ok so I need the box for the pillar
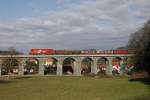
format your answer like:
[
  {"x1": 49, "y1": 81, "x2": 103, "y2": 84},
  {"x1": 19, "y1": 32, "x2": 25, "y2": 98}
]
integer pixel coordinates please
[
  {"x1": 0, "y1": 59, "x2": 2, "y2": 76},
  {"x1": 38, "y1": 58, "x2": 45, "y2": 76},
  {"x1": 106, "y1": 57, "x2": 113, "y2": 75},
  {"x1": 57, "y1": 58, "x2": 63, "y2": 76},
  {"x1": 74, "y1": 58, "x2": 81, "y2": 76},
  {"x1": 18, "y1": 58, "x2": 25, "y2": 76},
  {"x1": 120, "y1": 57, "x2": 125, "y2": 75},
  {"x1": 91, "y1": 57, "x2": 98, "y2": 74}
]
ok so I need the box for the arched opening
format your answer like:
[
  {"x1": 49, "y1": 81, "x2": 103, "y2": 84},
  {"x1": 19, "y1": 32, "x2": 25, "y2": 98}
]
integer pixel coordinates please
[
  {"x1": 1, "y1": 58, "x2": 19, "y2": 75},
  {"x1": 24, "y1": 58, "x2": 39, "y2": 75},
  {"x1": 81, "y1": 57, "x2": 93, "y2": 75},
  {"x1": 112, "y1": 57, "x2": 122, "y2": 75},
  {"x1": 97, "y1": 57, "x2": 108, "y2": 75},
  {"x1": 44, "y1": 58, "x2": 57, "y2": 75},
  {"x1": 63, "y1": 57, "x2": 75, "y2": 75}
]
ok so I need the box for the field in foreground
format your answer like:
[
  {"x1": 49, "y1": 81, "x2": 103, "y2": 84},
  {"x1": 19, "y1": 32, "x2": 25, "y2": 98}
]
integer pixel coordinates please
[{"x1": 0, "y1": 76, "x2": 150, "y2": 100}]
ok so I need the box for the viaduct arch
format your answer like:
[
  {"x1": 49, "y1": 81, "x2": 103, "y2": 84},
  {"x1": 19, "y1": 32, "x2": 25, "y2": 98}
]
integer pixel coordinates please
[{"x1": 0, "y1": 54, "x2": 133, "y2": 76}]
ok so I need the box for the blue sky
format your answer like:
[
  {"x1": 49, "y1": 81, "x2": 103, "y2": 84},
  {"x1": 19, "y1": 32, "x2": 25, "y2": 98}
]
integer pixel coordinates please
[
  {"x1": 0, "y1": 0, "x2": 149, "y2": 53},
  {"x1": 0, "y1": 0, "x2": 80, "y2": 20},
  {"x1": 0, "y1": 0, "x2": 59, "y2": 20}
]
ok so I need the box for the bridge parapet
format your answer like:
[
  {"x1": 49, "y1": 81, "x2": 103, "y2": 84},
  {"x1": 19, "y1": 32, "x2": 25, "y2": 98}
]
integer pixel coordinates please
[{"x1": 0, "y1": 54, "x2": 133, "y2": 58}]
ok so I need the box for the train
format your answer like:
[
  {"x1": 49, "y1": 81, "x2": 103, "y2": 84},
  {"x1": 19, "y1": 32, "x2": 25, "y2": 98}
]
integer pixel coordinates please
[{"x1": 29, "y1": 49, "x2": 135, "y2": 55}]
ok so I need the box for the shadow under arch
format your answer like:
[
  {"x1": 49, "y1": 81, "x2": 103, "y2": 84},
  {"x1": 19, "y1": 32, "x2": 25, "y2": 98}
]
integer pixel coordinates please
[
  {"x1": 113, "y1": 57, "x2": 122, "y2": 66},
  {"x1": 44, "y1": 57, "x2": 58, "y2": 75},
  {"x1": 62, "y1": 57, "x2": 75, "y2": 75},
  {"x1": 97, "y1": 57, "x2": 108, "y2": 75},
  {"x1": 81, "y1": 57, "x2": 93, "y2": 75},
  {"x1": 24, "y1": 58, "x2": 39, "y2": 75}
]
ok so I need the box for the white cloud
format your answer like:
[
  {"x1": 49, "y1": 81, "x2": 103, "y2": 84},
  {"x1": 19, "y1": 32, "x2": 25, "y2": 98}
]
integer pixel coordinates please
[
  {"x1": 56, "y1": 0, "x2": 73, "y2": 5},
  {"x1": 0, "y1": 0, "x2": 149, "y2": 52}
]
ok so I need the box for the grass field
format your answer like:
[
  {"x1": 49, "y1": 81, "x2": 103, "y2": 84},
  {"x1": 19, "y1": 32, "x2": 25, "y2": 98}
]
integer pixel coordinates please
[{"x1": 0, "y1": 76, "x2": 150, "y2": 100}]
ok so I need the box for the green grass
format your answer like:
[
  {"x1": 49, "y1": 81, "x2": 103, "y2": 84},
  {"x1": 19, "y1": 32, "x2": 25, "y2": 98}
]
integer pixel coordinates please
[{"x1": 0, "y1": 76, "x2": 150, "y2": 100}]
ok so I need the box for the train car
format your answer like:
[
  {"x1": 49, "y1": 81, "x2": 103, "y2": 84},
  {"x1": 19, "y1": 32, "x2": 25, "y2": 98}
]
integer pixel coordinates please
[
  {"x1": 128, "y1": 49, "x2": 136, "y2": 54},
  {"x1": 113, "y1": 50, "x2": 128, "y2": 54},
  {"x1": 96, "y1": 50, "x2": 113, "y2": 54},
  {"x1": 55, "y1": 50, "x2": 81, "y2": 55},
  {"x1": 29, "y1": 49, "x2": 55, "y2": 55},
  {"x1": 81, "y1": 49, "x2": 97, "y2": 54},
  {"x1": 55, "y1": 50, "x2": 66, "y2": 54},
  {"x1": 71, "y1": 50, "x2": 81, "y2": 54},
  {"x1": 63, "y1": 50, "x2": 76, "y2": 54}
]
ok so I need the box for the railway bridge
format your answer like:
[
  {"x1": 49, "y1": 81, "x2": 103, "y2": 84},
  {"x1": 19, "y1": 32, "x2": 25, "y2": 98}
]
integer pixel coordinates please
[{"x1": 0, "y1": 54, "x2": 133, "y2": 76}]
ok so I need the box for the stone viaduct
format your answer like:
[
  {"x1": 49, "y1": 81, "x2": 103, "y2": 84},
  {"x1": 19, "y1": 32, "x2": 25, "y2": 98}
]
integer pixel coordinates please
[{"x1": 0, "y1": 54, "x2": 133, "y2": 76}]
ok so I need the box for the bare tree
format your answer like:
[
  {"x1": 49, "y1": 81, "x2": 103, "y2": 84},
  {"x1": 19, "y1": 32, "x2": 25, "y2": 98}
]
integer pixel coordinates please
[{"x1": 1, "y1": 47, "x2": 20, "y2": 75}]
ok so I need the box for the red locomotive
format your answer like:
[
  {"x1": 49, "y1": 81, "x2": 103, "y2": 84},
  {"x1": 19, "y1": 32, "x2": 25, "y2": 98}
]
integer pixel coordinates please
[
  {"x1": 29, "y1": 49, "x2": 55, "y2": 55},
  {"x1": 29, "y1": 49, "x2": 134, "y2": 55}
]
